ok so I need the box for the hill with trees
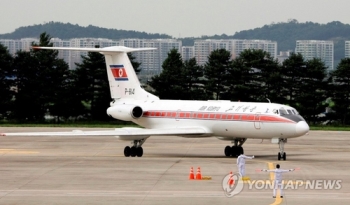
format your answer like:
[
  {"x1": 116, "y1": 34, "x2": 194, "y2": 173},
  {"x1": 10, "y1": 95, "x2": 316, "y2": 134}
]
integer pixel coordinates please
[{"x1": 0, "y1": 22, "x2": 171, "y2": 40}]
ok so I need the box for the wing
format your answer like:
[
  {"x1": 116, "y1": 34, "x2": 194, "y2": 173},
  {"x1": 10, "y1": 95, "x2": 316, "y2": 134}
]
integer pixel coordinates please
[{"x1": 1, "y1": 127, "x2": 211, "y2": 141}]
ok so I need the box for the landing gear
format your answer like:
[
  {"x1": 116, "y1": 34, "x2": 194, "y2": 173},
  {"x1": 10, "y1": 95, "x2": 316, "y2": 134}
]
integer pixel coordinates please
[
  {"x1": 224, "y1": 138, "x2": 246, "y2": 157},
  {"x1": 136, "y1": 147, "x2": 143, "y2": 157},
  {"x1": 130, "y1": 146, "x2": 137, "y2": 157},
  {"x1": 278, "y1": 138, "x2": 287, "y2": 161},
  {"x1": 224, "y1": 146, "x2": 231, "y2": 156},
  {"x1": 124, "y1": 146, "x2": 131, "y2": 157},
  {"x1": 124, "y1": 139, "x2": 146, "y2": 157}
]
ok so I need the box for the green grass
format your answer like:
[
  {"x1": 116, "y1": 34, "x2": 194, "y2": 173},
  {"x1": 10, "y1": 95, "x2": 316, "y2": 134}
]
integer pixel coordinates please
[{"x1": 310, "y1": 126, "x2": 350, "y2": 131}]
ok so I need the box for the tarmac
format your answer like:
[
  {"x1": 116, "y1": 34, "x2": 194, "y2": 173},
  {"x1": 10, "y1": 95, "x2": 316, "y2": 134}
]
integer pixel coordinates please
[{"x1": 0, "y1": 127, "x2": 349, "y2": 205}]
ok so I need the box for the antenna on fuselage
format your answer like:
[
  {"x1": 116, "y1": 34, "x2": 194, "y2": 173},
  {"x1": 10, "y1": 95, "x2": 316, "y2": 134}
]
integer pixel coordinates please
[{"x1": 267, "y1": 98, "x2": 271, "y2": 103}]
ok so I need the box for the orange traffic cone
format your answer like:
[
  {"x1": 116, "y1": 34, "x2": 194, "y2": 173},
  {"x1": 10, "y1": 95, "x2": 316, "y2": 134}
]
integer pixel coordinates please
[
  {"x1": 228, "y1": 171, "x2": 234, "y2": 185},
  {"x1": 189, "y1": 167, "x2": 195, "y2": 180},
  {"x1": 196, "y1": 167, "x2": 202, "y2": 180}
]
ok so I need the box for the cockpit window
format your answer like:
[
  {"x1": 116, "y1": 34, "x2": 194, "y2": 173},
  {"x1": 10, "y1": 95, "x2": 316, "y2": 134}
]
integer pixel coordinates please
[
  {"x1": 279, "y1": 108, "x2": 288, "y2": 115},
  {"x1": 273, "y1": 109, "x2": 279, "y2": 114},
  {"x1": 291, "y1": 110, "x2": 296, "y2": 114},
  {"x1": 287, "y1": 109, "x2": 293, "y2": 114}
]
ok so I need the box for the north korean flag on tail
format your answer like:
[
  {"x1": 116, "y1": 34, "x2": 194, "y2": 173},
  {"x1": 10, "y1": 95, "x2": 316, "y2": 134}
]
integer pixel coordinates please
[{"x1": 110, "y1": 65, "x2": 128, "y2": 81}]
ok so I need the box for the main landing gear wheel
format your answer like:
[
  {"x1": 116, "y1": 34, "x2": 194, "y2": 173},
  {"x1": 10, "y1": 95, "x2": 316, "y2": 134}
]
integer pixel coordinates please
[
  {"x1": 130, "y1": 146, "x2": 137, "y2": 157},
  {"x1": 136, "y1": 147, "x2": 143, "y2": 157},
  {"x1": 124, "y1": 139, "x2": 146, "y2": 157},
  {"x1": 224, "y1": 146, "x2": 231, "y2": 157},
  {"x1": 124, "y1": 146, "x2": 131, "y2": 157},
  {"x1": 231, "y1": 146, "x2": 244, "y2": 157},
  {"x1": 224, "y1": 138, "x2": 246, "y2": 157},
  {"x1": 238, "y1": 146, "x2": 244, "y2": 155}
]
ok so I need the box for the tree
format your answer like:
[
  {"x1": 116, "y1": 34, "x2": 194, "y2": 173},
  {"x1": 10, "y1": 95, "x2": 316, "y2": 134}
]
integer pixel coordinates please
[
  {"x1": 225, "y1": 57, "x2": 252, "y2": 101},
  {"x1": 204, "y1": 49, "x2": 232, "y2": 100},
  {"x1": 328, "y1": 58, "x2": 350, "y2": 124},
  {"x1": 231, "y1": 49, "x2": 282, "y2": 102},
  {"x1": 296, "y1": 58, "x2": 328, "y2": 123},
  {"x1": 0, "y1": 44, "x2": 14, "y2": 119},
  {"x1": 74, "y1": 46, "x2": 111, "y2": 121},
  {"x1": 182, "y1": 58, "x2": 206, "y2": 100},
  {"x1": 281, "y1": 53, "x2": 306, "y2": 107},
  {"x1": 12, "y1": 50, "x2": 43, "y2": 121},
  {"x1": 148, "y1": 49, "x2": 185, "y2": 99},
  {"x1": 128, "y1": 53, "x2": 141, "y2": 74},
  {"x1": 12, "y1": 32, "x2": 71, "y2": 122}
]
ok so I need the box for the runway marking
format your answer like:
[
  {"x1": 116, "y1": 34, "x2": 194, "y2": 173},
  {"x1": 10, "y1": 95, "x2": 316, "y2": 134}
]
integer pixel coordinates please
[
  {"x1": 268, "y1": 162, "x2": 275, "y2": 181},
  {"x1": 0, "y1": 149, "x2": 39, "y2": 154},
  {"x1": 270, "y1": 191, "x2": 282, "y2": 205}
]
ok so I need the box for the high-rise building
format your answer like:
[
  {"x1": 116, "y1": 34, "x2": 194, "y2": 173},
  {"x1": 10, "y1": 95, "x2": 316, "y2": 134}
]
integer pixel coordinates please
[
  {"x1": 20, "y1": 38, "x2": 39, "y2": 52},
  {"x1": 345, "y1": 41, "x2": 350, "y2": 58},
  {"x1": 69, "y1": 38, "x2": 119, "y2": 69},
  {"x1": 194, "y1": 39, "x2": 233, "y2": 65},
  {"x1": 0, "y1": 39, "x2": 21, "y2": 54},
  {"x1": 193, "y1": 39, "x2": 278, "y2": 65},
  {"x1": 51, "y1": 38, "x2": 71, "y2": 67},
  {"x1": 295, "y1": 40, "x2": 334, "y2": 70},
  {"x1": 120, "y1": 39, "x2": 182, "y2": 82},
  {"x1": 231, "y1": 40, "x2": 278, "y2": 59},
  {"x1": 276, "y1": 50, "x2": 292, "y2": 64},
  {"x1": 0, "y1": 38, "x2": 38, "y2": 55},
  {"x1": 181, "y1": 46, "x2": 195, "y2": 62}
]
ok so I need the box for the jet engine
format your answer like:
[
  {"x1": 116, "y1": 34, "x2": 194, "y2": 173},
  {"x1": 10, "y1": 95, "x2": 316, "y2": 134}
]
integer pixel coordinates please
[{"x1": 106, "y1": 104, "x2": 143, "y2": 121}]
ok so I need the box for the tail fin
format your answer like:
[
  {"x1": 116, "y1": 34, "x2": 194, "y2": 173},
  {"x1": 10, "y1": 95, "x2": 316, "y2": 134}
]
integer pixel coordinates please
[{"x1": 33, "y1": 46, "x2": 159, "y2": 100}]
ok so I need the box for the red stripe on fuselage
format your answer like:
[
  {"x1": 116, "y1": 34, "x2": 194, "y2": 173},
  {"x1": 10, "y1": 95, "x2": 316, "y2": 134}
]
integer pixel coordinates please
[{"x1": 142, "y1": 111, "x2": 294, "y2": 123}]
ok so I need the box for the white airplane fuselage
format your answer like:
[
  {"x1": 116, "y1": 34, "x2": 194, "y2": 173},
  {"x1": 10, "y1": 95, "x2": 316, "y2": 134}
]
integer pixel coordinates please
[{"x1": 108, "y1": 99, "x2": 309, "y2": 140}]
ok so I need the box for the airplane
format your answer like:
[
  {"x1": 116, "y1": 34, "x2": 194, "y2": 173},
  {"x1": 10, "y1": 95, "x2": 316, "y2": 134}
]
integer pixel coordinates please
[{"x1": 1, "y1": 46, "x2": 309, "y2": 160}]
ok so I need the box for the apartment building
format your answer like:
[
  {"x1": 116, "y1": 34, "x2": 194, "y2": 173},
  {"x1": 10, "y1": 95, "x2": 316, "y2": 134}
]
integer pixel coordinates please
[{"x1": 295, "y1": 40, "x2": 334, "y2": 70}]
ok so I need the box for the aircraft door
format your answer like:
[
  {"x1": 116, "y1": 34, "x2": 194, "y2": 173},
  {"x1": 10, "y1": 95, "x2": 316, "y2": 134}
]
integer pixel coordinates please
[
  {"x1": 254, "y1": 113, "x2": 261, "y2": 129},
  {"x1": 176, "y1": 109, "x2": 180, "y2": 121}
]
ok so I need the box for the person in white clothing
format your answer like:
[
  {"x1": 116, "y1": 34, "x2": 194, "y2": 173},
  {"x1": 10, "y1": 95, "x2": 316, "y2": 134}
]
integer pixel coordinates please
[
  {"x1": 236, "y1": 154, "x2": 254, "y2": 177},
  {"x1": 261, "y1": 164, "x2": 295, "y2": 198}
]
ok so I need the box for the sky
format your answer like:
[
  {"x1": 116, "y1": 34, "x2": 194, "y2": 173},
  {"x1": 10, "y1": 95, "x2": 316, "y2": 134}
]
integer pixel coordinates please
[{"x1": 1, "y1": 0, "x2": 349, "y2": 38}]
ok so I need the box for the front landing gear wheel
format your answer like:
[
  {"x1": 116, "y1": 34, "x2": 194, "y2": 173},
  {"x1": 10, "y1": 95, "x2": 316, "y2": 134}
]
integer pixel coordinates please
[
  {"x1": 124, "y1": 146, "x2": 131, "y2": 157},
  {"x1": 278, "y1": 138, "x2": 287, "y2": 160},
  {"x1": 278, "y1": 152, "x2": 286, "y2": 160}
]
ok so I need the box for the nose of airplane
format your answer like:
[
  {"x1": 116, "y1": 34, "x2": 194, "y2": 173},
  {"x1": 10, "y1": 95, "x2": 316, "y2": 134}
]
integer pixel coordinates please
[{"x1": 296, "y1": 121, "x2": 309, "y2": 136}]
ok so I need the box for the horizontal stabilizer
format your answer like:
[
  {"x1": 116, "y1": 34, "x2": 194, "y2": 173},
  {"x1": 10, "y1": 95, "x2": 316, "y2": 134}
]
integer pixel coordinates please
[{"x1": 32, "y1": 46, "x2": 157, "y2": 53}]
